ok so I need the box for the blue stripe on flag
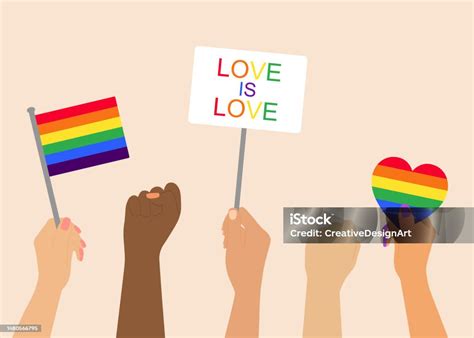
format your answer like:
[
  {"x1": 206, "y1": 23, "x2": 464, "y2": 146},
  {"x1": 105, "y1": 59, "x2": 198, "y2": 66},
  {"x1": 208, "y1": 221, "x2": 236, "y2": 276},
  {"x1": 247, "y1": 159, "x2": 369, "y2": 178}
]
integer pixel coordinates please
[{"x1": 45, "y1": 137, "x2": 127, "y2": 165}]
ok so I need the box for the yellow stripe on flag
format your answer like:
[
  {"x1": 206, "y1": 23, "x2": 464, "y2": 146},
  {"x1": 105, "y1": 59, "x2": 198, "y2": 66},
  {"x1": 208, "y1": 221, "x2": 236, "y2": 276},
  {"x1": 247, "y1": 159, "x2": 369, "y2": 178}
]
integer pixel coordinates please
[
  {"x1": 372, "y1": 175, "x2": 447, "y2": 202},
  {"x1": 40, "y1": 117, "x2": 122, "y2": 145}
]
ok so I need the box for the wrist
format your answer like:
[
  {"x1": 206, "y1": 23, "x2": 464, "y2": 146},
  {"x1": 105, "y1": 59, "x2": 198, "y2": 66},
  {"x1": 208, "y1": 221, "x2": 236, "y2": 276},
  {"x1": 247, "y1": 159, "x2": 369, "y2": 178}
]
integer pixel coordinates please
[
  {"x1": 399, "y1": 272, "x2": 429, "y2": 289},
  {"x1": 124, "y1": 251, "x2": 160, "y2": 265},
  {"x1": 234, "y1": 283, "x2": 262, "y2": 300},
  {"x1": 34, "y1": 281, "x2": 62, "y2": 299},
  {"x1": 124, "y1": 255, "x2": 160, "y2": 274},
  {"x1": 234, "y1": 288, "x2": 261, "y2": 311},
  {"x1": 235, "y1": 288, "x2": 261, "y2": 298},
  {"x1": 307, "y1": 276, "x2": 342, "y2": 294}
]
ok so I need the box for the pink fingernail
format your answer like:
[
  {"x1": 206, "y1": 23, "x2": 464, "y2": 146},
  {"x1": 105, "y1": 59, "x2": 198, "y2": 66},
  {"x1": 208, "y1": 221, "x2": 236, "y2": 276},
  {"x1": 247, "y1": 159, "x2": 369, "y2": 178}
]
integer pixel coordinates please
[
  {"x1": 74, "y1": 225, "x2": 82, "y2": 234},
  {"x1": 146, "y1": 192, "x2": 160, "y2": 199},
  {"x1": 60, "y1": 218, "x2": 71, "y2": 230},
  {"x1": 79, "y1": 248, "x2": 84, "y2": 261},
  {"x1": 80, "y1": 240, "x2": 87, "y2": 248}
]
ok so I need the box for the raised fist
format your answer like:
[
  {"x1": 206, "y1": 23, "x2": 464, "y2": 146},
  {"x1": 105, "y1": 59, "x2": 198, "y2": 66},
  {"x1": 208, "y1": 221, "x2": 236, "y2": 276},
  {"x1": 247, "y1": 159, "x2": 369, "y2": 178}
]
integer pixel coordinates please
[{"x1": 123, "y1": 182, "x2": 181, "y2": 262}]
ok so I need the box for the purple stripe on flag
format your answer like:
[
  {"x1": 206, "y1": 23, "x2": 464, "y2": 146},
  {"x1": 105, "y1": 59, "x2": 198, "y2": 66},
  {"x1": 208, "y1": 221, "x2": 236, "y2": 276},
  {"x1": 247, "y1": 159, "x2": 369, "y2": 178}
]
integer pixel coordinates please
[{"x1": 47, "y1": 147, "x2": 129, "y2": 176}]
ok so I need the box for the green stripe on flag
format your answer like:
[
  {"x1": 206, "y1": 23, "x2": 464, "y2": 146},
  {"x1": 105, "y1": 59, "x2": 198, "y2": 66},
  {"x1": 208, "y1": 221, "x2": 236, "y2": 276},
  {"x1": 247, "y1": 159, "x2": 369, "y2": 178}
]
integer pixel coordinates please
[
  {"x1": 372, "y1": 187, "x2": 443, "y2": 208},
  {"x1": 43, "y1": 127, "x2": 125, "y2": 155}
]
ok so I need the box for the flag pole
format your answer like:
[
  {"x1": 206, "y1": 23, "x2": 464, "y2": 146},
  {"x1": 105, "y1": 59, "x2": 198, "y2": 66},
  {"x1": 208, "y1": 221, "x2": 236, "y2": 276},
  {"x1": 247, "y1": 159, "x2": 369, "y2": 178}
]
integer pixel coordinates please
[
  {"x1": 27, "y1": 107, "x2": 61, "y2": 227},
  {"x1": 234, "y1": 128, "x2": 247, "y2": 209}
]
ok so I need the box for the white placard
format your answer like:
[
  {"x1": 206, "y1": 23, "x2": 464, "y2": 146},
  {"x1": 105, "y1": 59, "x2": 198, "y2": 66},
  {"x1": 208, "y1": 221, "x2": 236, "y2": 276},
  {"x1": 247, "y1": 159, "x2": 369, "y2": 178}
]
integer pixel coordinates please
[{"x1": 188, "y1": 47, "x2": 307, "y2": 133}]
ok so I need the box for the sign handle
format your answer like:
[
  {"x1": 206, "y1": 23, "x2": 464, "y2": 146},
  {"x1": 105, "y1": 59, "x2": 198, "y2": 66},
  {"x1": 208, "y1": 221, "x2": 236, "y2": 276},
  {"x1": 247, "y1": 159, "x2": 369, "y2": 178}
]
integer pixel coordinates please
[
  {"x1": 27, "y1": 107, "x2": 61, "y2": 227},
  {"x1": 234, "y1": 128, "x2": 247, "y2": 209}
]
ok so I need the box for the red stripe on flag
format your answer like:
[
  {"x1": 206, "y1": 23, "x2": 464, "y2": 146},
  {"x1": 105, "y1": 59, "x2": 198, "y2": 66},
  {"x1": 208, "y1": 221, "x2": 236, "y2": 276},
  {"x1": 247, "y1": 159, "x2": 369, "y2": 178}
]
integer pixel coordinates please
[{"x1": 36, "y1": 97, "x2": 117, "y2": 125}]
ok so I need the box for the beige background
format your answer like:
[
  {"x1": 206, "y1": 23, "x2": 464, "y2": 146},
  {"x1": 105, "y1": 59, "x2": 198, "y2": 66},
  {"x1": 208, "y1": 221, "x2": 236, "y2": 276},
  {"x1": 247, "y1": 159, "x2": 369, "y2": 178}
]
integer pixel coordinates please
[{"x1": 1, "y1": 1, "x2": 473, "y2": 337}]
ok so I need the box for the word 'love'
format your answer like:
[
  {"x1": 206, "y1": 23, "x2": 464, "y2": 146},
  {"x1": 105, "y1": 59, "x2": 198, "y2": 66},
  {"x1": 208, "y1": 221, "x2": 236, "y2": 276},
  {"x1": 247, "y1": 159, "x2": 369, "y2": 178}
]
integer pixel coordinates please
[{"x1": 217, "y1": 58, "x2": 281, "y2": 81}]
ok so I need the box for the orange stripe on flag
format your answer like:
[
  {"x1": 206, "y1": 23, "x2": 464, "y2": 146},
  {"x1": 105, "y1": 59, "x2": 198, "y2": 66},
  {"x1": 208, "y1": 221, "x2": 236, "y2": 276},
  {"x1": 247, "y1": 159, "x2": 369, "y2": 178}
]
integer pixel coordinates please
[
  {"x1": 373, "y1": 165, "x2": 448, "y2": 190},
  {"x1": 38, "y1": 107, "x2": 120, "y2": 135}
]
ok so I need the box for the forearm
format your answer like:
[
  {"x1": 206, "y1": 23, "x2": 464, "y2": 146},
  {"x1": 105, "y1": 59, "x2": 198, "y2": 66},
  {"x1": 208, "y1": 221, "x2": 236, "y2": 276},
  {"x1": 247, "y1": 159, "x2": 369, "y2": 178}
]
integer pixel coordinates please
[
  {"x1": 14, "y1": 283, "x2": 62, "y2": 337},
  {"x1": 117, "y1": 259, "x2": 164, "y2": 337},
  {"x1": 400, "y1": 274, "x2": 447, "y2": 338},
  {"x1": 226, "y1": 288, "x2": 261, "y2": 338},
  {"x1": 303, "y1": 280, "x2": 341, "y2": 338}
]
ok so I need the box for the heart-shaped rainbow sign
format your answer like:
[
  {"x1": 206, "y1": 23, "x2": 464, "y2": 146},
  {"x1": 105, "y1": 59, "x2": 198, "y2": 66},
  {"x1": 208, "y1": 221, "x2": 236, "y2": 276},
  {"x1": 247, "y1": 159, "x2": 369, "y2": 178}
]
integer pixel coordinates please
[{"x1": 372, "y1": 157, "x2": 448, "y2": 225}]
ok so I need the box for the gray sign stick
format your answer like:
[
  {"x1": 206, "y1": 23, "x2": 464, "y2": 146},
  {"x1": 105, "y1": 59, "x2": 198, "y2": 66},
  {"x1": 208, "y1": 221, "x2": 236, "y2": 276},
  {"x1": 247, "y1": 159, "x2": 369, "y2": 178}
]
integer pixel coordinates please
[
  {"x1": 234, "y1": 128, "x2": 247, "y2": 209},
  {"x1": 27, "y1": 107, "x2": 61, "y2": 227}
]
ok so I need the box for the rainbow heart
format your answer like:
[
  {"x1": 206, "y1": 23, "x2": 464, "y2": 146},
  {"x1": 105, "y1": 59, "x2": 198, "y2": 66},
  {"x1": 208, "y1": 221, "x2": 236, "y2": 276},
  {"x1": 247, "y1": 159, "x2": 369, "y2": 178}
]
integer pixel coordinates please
[{"x1": 372, "y1": 157, "x2": 448, "y2": 225}]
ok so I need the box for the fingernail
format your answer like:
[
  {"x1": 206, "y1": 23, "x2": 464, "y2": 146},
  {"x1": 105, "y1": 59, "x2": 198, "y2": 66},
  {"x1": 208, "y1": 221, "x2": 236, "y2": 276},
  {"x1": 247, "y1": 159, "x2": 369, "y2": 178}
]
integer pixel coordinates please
[
  {"x1": 146, "y1": 192, "x2": 160, "y2": 199},
  {"x1": 60, "y1": 218, "x2": 71, "y2": 230},
  {"x1": 382, "y1": 224, "x2": 388, "y2": 247},
  {"x1": 80, "y1": 240, "x2": 87, "y2": 248},
  {"x1": 79, "y1": 248, "x2": 84, "y2": 261},
  {"x1": 400, "y1": 204, "x2": 411, "y2": 217},
  {"x1": 74, "y1": 225, "x2": 81, "y2": 234},
  {"x1": 228, "y1": 209, "x2": 238, "y2": 220}
]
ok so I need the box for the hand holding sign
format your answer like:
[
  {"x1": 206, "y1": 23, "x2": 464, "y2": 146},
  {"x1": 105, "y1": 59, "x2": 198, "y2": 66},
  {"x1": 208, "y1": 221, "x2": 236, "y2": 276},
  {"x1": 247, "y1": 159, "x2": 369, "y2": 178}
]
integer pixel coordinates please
[
  {"x1": 222, "y1": 208, "x2": 270, "y2": 337},
  {"x1": 223, "y1": 208, "x2": 271, "y2": 292}
]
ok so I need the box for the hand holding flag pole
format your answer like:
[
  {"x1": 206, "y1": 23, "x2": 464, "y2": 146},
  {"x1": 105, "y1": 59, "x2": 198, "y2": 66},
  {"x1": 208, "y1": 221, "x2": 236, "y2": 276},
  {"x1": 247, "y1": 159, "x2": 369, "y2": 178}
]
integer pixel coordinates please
[
  {"x1": 27, "y1": 97, "x2": 129, "y2": 228},
  {"x1": 28, "y1": 107, "x2": 61, "y2": 227}
]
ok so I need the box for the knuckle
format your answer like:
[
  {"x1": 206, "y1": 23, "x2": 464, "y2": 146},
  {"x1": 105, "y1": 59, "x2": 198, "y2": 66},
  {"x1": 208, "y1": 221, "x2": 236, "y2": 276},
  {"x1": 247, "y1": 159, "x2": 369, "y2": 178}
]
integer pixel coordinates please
[{"x1": 127, "y1": 195, "x2": 138, "y2": 202}]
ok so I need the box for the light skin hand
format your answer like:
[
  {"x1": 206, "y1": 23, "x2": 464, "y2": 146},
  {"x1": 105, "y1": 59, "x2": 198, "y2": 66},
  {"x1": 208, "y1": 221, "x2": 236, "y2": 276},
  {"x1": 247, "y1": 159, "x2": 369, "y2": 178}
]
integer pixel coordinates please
[
  {"x1": 223, "y1": 208, "x2": 270, "y2": 338},
  {"x1": 303, "y1": 240, "x2": 360, "y2": 338},
  {"x1": 117, "y1": 182, "x2": 181, "y2": 338},
  {"x1": 15, "y1": 218, "x2": 86, "y2": 337},
  {"x1": 387, "y1": 208, "x2": 447, "y2": 338}
]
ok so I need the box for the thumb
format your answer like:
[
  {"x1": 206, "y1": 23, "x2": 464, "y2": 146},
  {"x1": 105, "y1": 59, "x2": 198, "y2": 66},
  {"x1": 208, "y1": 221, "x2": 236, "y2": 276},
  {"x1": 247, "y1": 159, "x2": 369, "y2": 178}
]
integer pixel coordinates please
[{"x1": 225, "y1": 209, "x2": 244, "y2": 250}]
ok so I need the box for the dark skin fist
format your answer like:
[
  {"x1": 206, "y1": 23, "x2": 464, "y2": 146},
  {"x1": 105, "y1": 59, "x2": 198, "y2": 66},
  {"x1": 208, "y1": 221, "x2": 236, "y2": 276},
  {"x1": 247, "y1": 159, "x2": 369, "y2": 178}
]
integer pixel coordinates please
[{"x1": 124, "y1": 182, "x2": 181, "y2": 261}]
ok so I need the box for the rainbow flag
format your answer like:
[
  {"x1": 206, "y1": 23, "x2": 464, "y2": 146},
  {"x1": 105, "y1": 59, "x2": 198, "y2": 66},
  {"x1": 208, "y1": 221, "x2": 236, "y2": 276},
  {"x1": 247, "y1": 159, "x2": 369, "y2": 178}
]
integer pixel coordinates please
[
  {"x1": 372, "y1": 157, "x2": 448, "y2": 223},
  {"x1": 35, "y1": 97, "x2": 129, "y2": 176}
]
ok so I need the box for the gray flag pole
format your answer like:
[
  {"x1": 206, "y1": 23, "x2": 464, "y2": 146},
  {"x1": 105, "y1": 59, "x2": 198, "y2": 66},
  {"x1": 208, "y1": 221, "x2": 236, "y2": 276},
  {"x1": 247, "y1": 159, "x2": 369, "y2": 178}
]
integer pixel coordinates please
[
  {"x1": 27, "y1": 107, "x2": 61, "y2": 227},
  {"x1": 234, "y1": 128, "x2": 247, "y2": 209}
]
